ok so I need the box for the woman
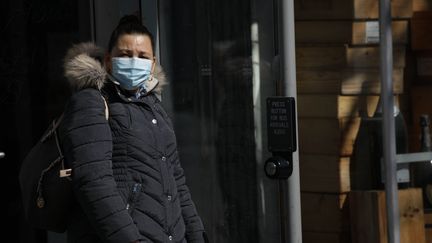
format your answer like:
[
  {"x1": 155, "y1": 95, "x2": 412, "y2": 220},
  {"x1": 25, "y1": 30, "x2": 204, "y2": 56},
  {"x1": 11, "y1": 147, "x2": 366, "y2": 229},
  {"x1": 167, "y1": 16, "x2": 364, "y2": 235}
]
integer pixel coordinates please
[{"x1": 60, "y1": 15, "x2": 207, "y2": 243}]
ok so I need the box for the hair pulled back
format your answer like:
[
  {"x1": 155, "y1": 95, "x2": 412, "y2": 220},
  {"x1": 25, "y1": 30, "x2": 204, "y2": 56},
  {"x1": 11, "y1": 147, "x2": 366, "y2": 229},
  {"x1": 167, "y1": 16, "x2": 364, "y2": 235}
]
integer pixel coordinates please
[{"x1": 107, "y1": 15, "x2": 154, "y2": 53}]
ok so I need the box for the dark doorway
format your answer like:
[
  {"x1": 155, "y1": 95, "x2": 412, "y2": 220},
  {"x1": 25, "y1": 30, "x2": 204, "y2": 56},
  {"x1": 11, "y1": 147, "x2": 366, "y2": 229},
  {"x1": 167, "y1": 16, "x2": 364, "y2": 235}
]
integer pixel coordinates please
[{"x1": 0, "y1": 0, "x2": 92, "y2": 242}]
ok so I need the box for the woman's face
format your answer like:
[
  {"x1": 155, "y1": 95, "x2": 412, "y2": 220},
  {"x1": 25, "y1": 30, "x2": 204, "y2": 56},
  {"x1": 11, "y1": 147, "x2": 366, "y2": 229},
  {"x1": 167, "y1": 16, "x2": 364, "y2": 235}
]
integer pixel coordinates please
[{"x1": 106, "y1": 33, "x2": 155, "y2": 73}]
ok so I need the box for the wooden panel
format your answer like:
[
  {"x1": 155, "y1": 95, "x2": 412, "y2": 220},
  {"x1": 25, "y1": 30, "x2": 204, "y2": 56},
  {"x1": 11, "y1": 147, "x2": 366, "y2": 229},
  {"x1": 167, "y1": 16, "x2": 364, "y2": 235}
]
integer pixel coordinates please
[
  {"x1": 303, "y1": 231, "x2": 350, "y2": 243},
  {"x1": 297, "y1": 95, "x2": 397, "y2": 118},
  {"x1": 427, "y1": 228, "x2": 432, "y2": 243},
  {"x1": 301, "y1": 192, "x2": 350, "y2": 232},
  {"x1": 299, "y1": 117, "x2": 361, "y2": 156},
  {"x1": 411, "y1": 11, "x2": 432, "y2": 50},
  {"x1": 427, "y1": 210, "x2": 432, "y2": 243},
  {"x1": 297, "y1": 68, "x2": 404, "y2": 95},
  {"x1": 414, "y1": 0, "x2": 432, "y2": 11},
  {"x1": 415, "y1": 51, "x2": 432, "y2": 82},
  {"x1": 296, "y1": 20, "x2": 408, "y2": 45},
  {"x1": 295, "y1": 0, "x2": 413, "y2": 20},
  {"x1": 296, "y1": 45, "x2": 406, "y2": 68},
  {"x1": 300, "y1": 155, "x2": 350, "y2": 193},
  {"x1": 350, "y1": 189, "x2": 426, "y2": 243},
  {"x1": 425, "y1": 210, "x2": 432, "y2": 224},
  {"x1": 400, "y1": 189, "x2": 426, "y2": 243}
]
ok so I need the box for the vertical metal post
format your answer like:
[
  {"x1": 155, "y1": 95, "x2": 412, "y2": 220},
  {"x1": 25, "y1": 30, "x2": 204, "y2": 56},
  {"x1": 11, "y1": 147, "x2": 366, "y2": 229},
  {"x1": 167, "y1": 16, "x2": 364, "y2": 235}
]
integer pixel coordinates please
[
  {"x1": 140, "y1": 0, "x2": 160, "y2": 60},
  {"x1": 379, "y1": 1, "x2": 400, "y2": 243},
  {"x1": 279, "y1": 0, "x2": 302, "y2": 242},
  {"x1": 89, "y1": 0, "x2": 96, "y2": 42}
]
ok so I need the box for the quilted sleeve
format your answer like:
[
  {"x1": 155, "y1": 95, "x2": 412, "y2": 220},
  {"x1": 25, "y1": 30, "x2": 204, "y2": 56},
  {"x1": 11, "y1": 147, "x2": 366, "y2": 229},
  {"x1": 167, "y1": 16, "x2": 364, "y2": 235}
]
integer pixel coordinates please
[{"x1": 59, "y1": 88, "x2": 142, "y2": 243}]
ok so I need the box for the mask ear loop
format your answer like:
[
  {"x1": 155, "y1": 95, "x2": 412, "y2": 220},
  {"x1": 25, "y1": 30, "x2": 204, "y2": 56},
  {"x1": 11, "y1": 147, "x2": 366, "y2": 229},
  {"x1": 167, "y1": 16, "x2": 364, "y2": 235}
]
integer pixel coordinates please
[
  {"x1": 148, "y1": 57, "x2": 157, "y2": 82},
  {"x1": 106, "y1": 72, "x2": 121, "y2": 86},
  {"x1": 144, "y1": 58, "x2": 159, "y2": 93},
  {"x1": 103, "y1": 58, "x2": 121, "y2": 86}
]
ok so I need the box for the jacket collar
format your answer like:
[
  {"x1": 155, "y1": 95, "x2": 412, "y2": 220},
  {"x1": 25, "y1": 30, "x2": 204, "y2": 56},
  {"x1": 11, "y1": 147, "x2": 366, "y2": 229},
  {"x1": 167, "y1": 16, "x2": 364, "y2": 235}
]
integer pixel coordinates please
[{"x1": 103, "y1": 81, "x2": 160, "y2": 106}]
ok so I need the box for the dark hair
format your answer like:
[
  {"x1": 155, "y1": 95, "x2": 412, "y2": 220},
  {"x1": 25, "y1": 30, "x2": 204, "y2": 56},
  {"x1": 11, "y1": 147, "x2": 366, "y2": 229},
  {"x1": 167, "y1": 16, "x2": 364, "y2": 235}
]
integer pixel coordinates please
[{"x1": 107, "y1": 15, "x2": 154, "y2": 53}]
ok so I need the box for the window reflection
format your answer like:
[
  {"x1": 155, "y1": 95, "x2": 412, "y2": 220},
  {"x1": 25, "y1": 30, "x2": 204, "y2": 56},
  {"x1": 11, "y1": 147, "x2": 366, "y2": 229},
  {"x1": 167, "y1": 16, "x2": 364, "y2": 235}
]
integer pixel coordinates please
[{"x1": 165, "y1": 0, "x2": 259, "y2": 242}]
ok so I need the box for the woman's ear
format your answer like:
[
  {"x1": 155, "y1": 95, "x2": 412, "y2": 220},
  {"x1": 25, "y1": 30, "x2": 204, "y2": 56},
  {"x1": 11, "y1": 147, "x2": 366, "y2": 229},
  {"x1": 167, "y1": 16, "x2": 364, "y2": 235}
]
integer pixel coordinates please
[
  {"x1": 104, "y1": 53, "x2": 112, "y2": 73},
  {"x1": 151, "y1": 57, "x2": 157, "y2": 73}
]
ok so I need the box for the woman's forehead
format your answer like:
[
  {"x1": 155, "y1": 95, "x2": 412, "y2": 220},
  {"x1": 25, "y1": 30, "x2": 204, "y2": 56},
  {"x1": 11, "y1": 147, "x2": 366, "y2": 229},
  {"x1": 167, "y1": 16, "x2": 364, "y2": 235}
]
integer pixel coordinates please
[{"x1": 116, "y1": 34, "x2": 152, "y2": 53}]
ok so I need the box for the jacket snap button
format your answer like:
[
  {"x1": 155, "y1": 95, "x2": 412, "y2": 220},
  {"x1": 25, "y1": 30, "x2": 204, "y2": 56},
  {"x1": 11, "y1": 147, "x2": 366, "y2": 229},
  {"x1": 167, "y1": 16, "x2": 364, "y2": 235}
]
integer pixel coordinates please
[
  {"x1": 168, "y1": 235, "x2": 173, "y2": 241},
  {"x1": 161, "y1": 156, "x2": 166, "y2": 161},
  {"x1": 152, "y1": 119, "x2": 157, "y2": 124},
  {"x1": 167, "y1": 195, "x2": 172, "y2": 201}
]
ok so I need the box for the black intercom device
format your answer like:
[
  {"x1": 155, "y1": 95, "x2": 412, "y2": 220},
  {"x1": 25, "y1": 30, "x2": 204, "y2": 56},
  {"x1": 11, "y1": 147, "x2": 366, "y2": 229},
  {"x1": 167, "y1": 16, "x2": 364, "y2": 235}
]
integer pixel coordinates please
[{"x1": 265, "y1": 97, "x2": 297, "y2": 179}]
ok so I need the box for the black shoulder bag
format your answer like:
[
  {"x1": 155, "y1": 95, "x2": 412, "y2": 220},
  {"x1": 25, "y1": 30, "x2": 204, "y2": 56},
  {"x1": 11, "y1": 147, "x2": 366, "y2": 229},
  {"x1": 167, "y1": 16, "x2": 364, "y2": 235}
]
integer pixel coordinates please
[
  {"x1": 19, "y1": 96, "x2": 110, "y2": 233},
  {"x1": 19, "y1": 114, "x2": 73, "y2": 233}
]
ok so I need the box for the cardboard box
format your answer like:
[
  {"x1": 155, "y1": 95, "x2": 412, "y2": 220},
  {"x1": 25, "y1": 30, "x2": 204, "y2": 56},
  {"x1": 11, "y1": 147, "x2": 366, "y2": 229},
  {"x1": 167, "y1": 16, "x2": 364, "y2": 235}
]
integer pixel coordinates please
[{"x1": 350, "y1": 189, "x2": 425, "y2": 243}]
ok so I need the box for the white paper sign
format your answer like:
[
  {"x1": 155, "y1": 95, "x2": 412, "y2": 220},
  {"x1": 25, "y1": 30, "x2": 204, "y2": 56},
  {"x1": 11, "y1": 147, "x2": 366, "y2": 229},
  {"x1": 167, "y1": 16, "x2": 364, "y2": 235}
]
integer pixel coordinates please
[{"x1": 366, "y1": 21, "x2": 380, "y2": 44}]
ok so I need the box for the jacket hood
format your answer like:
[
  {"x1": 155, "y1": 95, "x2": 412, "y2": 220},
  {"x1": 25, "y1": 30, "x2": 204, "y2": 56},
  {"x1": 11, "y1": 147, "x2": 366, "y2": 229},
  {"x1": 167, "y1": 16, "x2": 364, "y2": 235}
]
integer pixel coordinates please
[{"x1": 63, "y1": 42, "x2": 166, "y2": 95}]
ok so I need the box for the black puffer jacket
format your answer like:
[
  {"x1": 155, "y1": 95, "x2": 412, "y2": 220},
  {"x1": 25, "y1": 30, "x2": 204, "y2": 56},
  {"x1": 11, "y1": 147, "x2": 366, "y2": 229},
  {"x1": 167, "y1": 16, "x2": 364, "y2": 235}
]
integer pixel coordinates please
[{"x1": 59, "y1": 43, "x2": 206, "y2": 243}]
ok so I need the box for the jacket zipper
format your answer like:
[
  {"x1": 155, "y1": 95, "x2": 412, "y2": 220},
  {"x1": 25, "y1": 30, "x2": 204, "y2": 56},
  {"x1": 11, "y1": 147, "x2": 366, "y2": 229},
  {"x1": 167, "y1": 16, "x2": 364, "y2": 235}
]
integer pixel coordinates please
[
  {"x1": 126, "y1": 183, "x2": 142, "y2": 212},
  {"x1": 160, "y1": 157, "x2": 171, "y2": 234}
]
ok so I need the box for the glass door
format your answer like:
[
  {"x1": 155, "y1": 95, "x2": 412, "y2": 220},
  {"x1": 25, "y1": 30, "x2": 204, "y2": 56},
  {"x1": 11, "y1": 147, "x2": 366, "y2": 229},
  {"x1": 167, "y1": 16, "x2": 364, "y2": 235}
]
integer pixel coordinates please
[{"x1": 156, "y1": 0, "x2": 282, "y2": 242}]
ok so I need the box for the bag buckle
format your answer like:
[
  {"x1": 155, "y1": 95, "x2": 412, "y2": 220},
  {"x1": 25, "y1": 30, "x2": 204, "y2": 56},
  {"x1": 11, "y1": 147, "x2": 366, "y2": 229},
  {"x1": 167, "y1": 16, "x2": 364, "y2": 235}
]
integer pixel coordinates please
[{"x1": 59, "y1": 169, "x2": 72, "y2": 178}]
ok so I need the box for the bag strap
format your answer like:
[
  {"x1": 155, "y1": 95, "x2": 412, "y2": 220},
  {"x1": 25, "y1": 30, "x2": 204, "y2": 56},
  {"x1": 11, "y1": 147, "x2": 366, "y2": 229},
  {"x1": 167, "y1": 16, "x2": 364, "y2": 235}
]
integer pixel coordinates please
[
  {"x1": 40, "y1": 114, "x2": 64, "y2": 143},
  {"x1": 102, "y1": 95, "x2": 109, "y2": 120}
]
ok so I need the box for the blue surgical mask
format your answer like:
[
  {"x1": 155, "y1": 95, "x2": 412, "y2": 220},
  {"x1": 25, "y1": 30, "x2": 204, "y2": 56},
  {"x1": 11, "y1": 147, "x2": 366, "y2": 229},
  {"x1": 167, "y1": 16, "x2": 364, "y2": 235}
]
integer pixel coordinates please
[{"x1": 111, "y1": 57, "x2": 153, "y2": 90}]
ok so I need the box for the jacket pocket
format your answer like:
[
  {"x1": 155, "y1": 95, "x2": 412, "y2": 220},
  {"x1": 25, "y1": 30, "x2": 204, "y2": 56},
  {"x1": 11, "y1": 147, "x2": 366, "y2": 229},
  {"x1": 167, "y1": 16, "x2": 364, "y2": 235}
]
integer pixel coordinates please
[{"x1": 126, "y1": 183, "x2": 142, "y2": 213}]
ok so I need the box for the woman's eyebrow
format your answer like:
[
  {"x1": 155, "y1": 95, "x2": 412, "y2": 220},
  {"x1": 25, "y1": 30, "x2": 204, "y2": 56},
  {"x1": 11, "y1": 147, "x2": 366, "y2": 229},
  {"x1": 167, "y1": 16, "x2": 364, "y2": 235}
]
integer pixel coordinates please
[
  {"x1": 117, "y1": 48, "x2": 132, "y2": 53},
  {"x1": 139, "y1": 50, "x2": 152, "y2": 56}
]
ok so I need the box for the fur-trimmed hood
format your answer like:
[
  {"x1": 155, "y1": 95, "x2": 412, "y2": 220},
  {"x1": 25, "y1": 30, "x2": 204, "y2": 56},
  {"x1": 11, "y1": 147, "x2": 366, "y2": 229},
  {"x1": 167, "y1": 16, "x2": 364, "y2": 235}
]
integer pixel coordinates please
[{"x1": 63, "y1": 42, "x2": 166, "y2": 95}]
